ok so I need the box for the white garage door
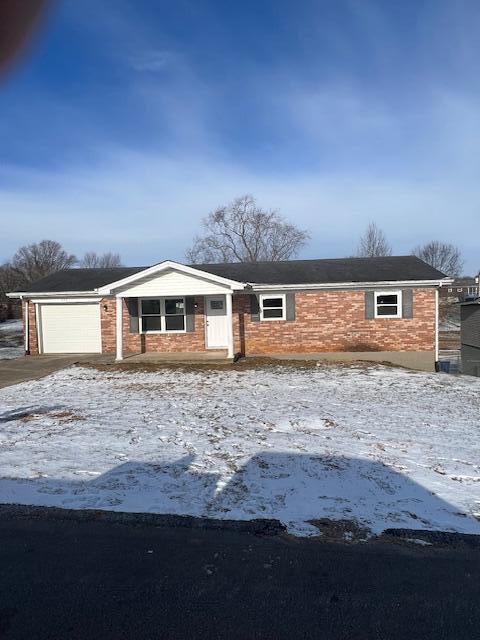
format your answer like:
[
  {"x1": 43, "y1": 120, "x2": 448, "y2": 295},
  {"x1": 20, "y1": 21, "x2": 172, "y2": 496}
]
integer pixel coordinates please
[{"x1": 39, "y1": 303, "x2": 102, "y2": 354}]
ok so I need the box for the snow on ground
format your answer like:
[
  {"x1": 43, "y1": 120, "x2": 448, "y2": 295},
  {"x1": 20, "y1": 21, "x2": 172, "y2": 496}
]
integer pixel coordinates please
[
  {"x1": 0, "y1": 320, "x2": 22, "y2": 334},
  {"x1": 0, "y1": 320, "x2": 23, "y2": 360},
  {"x1": 0, "y1": 363, "x2": 479, "y2": 537}
]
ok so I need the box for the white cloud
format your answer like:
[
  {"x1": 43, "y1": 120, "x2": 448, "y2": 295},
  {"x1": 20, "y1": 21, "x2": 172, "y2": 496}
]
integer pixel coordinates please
[{"x1": 128, "y1": 49, "x2": 175, "y2": 72}]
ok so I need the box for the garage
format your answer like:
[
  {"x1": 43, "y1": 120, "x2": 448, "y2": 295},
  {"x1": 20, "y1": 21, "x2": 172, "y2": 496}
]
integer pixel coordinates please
[{"x1": 38, "y1": 302, "x2": 102, "y2": 354}]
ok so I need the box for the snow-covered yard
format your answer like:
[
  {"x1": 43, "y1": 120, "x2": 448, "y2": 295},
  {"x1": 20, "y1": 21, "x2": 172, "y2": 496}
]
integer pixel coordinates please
[
  {"x1": 0, "y1": 363, "x2": 479, "y2": 537},
  {"x1": 0, "y1": 320, "x2": 23, "y2": 360}
]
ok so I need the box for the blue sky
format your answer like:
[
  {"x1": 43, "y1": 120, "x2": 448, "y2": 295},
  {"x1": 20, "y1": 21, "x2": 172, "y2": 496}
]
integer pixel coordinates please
[{"x1": 1, "y1": 0, "x2": 479, "y2": 272}]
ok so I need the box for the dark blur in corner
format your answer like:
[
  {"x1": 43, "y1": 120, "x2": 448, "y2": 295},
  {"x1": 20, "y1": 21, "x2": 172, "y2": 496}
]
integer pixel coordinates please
[{"x1": 0, "y1": 0, "x2": 50, "y2": 78}]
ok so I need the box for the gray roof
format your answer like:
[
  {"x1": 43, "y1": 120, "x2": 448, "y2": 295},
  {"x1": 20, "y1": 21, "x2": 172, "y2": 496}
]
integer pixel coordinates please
[
  {"x1": 197, "y1": 256, "x2": 446, "y2": 285},
  {"x1": 17, "y1": 267, "x2": 147, "y2": 293},
  {"x1": 15, "y1": 256, "x2": 447, "y2": 293}
]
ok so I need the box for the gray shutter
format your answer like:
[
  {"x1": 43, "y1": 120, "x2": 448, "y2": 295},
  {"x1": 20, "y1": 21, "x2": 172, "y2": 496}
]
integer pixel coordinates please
[
  {"x1": 365, "y1": 291, "x2": 375, "y2": 319},
  {"x1": 402, "y1": 289, "x2": 413, "y2": 319},
  {"x1": 286, "y1": 292, "x2": 296, "y2": 321},
  {"x1": 185, "y1": 296, "x2": 195, "y2": 332},
  {"x1": 127, "y1": 298, "x2": 139, "y2": 333},
  {"x1": 250, "y1": 294, "x2": 260, "y2": 322}
]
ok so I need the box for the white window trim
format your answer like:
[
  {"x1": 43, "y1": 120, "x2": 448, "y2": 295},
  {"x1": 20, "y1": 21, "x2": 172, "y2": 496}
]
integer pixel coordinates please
[
  {"x1": 259, "y1": 293, "x2": 286, "y2": 321},
  {"x1": 374, "y1": 290, "x2": 402, "y2": 319},
  {"x1": 139, "y1": 296, "x2": 186, "y2": 333}
]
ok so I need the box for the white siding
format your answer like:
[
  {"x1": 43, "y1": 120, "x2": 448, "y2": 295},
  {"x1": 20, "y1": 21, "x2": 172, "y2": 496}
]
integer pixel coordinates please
[
  {"x1": 39, "y1": 303, "x2": 101, "y2": 353},
  {"x1": 118, "y1": 268, "x2": 230, "y2": 297}
]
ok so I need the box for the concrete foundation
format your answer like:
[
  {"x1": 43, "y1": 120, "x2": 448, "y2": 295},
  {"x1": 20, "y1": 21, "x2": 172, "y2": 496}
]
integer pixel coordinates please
[{"x1": 254, "y1": 351, "x2": 436, "y2": 372}]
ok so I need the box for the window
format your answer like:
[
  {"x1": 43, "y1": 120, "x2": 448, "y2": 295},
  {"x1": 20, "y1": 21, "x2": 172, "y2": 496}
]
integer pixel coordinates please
[
  {"x1": 457, "y1": 288, "x2": 463, "y2": 292},
  {"x1": 140, "y1": 297, "x2": 185, "y2": 332},
  {"x1": 260, "y1": 294, "x2": 286, "y2": 321},
  {"x1": 141, "y1": 299, "x2": 161, "y2": 331},
  {"x1": 165, "y1": 298, "x2": 185, "y2": 331},
  {"x1": 448, "y1": 288, "x2": 453, "y2": 293},
  {"x1": 374, "y1": 291, "x2": 402, "y2": 318},
  {"x1": 210, "y1": 300, "x2": 224, "y2": 310}
]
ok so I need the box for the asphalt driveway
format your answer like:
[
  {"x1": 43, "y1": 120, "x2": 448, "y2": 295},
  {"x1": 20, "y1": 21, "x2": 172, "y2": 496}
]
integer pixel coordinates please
[
  {"x1": 0, "y1": 355, "x2": 109, "y2": 388},
  {"x1": 0, "y1": 507, "x2": 479, "y2": 639}
]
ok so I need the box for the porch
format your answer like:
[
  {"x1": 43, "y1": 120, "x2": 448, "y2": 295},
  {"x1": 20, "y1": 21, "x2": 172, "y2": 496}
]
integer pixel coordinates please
[
  {"x1": 95, "y1": 261, "x2": 245, "y2": 362},
  {"x1": 121, "y1": 350, "x2": 232, "y2": 363},
  {"x1": 113, "y1": 292, "x2": 236, "y2": 362}
]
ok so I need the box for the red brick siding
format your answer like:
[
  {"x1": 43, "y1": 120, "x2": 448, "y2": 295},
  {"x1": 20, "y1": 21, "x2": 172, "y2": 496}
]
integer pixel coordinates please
[
  {"x1": 233, "y1": 289, "x2": 435, "y2": 354},
  {"x1": 24, "y1": 301, "x2": 38, "y2": 355},
  {"x1": 24, "y1": 289, "x2": 436, "y2": 357}
]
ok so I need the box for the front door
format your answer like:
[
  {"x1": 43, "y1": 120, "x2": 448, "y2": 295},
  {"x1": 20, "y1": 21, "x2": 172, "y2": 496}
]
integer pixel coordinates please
[{"x1": 205, "y1": 296, "x2": 228, "y2": 348}]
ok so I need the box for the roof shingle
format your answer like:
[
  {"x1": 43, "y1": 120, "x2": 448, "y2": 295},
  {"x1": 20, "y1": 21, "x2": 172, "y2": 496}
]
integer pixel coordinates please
[{"x1": 14, "y1": 256, "x2": 447, "y2": 293}]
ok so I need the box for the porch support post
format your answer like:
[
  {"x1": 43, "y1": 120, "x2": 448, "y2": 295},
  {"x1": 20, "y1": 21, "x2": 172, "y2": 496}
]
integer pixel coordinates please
[
  {"x1": 226, "y1": 291, "x2": 234, "y2": 359},
  {"x1": 116, "y1": 295, "x2": 123, "y2": 361}
]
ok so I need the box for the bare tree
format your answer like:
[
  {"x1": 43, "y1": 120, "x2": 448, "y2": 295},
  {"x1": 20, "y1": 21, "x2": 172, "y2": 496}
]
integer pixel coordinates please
[
  {"x1": 412, "y1": 241, "x2": 463, "y2": 276},
  {"x1": 0, "y1": 263, "x2": 23, "y2": 295},
  {"x1": 185, "y1": 195, "x2": 310, "y2": 264},
  {"x1": 0, "y1": 263, "x2": 24, "y2": 320},
  {"x1": 81, "y1": 252, "x2": 123, "y2": 268},
  {"x1": 10, "y1": 240, "x2": 77, "y2": 284},
  {"x1": 357, "y1": 222, "x2": 392, "y2": 258}
]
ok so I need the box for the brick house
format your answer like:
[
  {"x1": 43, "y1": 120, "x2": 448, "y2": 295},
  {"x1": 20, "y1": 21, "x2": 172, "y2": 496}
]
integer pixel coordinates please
[
  {"x1": 439, "y1": 277, "x2": 479, "y2": 302},
  {"x1": 8, "y1": 255, "x2": 450, "y2": 371}
]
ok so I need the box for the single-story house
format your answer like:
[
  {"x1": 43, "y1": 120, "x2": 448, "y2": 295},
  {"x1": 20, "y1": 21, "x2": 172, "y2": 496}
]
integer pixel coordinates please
[
  {"x1": 8, "y1": 255, "x2": 450, "y2": 371},
  {"x1": 460, "y1": 298, "x2": 480, "y2": 376}
]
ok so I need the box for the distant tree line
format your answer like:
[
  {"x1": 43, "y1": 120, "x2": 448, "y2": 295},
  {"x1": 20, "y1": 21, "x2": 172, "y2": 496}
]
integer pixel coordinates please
[
  {"x1": 187, "y1": 196, "x2": 465, "y2": 277},
  {"x1": 356, "y1": 221, "x2": 464, "y2": 277},
  {"x1": 0, "y1": 240, "x2": 122, "y2": 320}
]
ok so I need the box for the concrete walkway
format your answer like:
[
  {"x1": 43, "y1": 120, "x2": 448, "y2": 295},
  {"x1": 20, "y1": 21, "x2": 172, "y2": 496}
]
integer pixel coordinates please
[
  {"x1": 0, "y1": 355, "x2": 107, "y2": 389},
  {"x1": 123, "y1": 350, "x2": 230, "y2": 363}
]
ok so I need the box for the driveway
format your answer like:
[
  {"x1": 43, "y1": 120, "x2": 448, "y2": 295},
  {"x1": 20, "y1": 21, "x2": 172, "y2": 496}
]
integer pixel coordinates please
[
  {"x1": 0, "y1": 355, "x2": 108, "y2": 389},
  {"x1": 0, "y1": 507, "x2": 479, "y2": 639}
]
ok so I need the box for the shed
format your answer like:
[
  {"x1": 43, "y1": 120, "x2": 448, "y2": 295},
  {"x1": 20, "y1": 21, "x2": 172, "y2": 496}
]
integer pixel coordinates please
[{"x1": 460, "y1": 299, "x2": 480, "y2": 376}]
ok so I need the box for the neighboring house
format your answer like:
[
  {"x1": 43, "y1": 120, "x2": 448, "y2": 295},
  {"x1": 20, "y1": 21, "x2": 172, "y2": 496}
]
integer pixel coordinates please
[
  {"x1": 7, "y1": 255, "x2": 450, "y2": 371},
  {"x1": 439, "y1": 277, "x2": 479, "y2": 302},
  {"x1": 460, "y1": 299, "x2": 480, "y2": 377}
]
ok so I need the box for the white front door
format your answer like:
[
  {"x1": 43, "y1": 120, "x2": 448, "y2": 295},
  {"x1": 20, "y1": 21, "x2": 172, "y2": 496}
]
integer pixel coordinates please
[{"x1": 205, "y1": 295, "x2": 228, "y2": 348}]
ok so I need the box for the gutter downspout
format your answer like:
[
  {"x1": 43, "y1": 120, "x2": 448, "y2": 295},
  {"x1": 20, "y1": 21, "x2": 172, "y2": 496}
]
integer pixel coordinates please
[
  {"x1": 435, "y1": 288, "x2": 439, "y2": 367},
  {"x1": 23, "y1": 297, "x2": 30, "y2": 355}
]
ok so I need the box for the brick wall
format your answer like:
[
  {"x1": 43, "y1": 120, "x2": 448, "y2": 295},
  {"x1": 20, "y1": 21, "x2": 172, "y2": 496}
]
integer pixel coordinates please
[
  {"x1": 233, "y1": 289, "x2": 436, "y2": 354},
  {"x1": 101, "y1": 296, "x2": 211, "y2": 354},
  {"x1": 24, "y1": 301, "x2": 38, "y2": 355},
  {"x1": 23, "y1": 288, "x2": 436, "y2": 357}
]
